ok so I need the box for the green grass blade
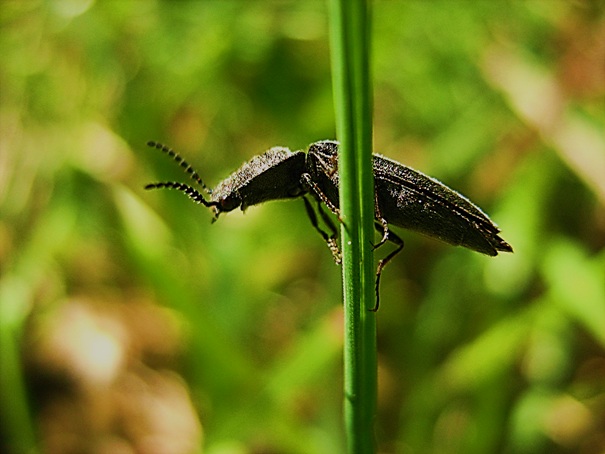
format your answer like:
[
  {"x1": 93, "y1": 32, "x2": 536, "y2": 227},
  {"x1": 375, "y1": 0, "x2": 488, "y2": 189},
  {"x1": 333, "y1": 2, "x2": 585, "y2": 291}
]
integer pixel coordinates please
[{"x1": 328, "y1": 0, "x2": 376, "y2": 451}]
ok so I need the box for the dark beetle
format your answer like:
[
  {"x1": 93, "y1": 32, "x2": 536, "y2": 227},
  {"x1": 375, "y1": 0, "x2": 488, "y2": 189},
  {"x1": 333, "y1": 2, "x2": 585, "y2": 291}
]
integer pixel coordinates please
[{"x1": 145, "y1": 140, "x2": 512, "y2": 308}]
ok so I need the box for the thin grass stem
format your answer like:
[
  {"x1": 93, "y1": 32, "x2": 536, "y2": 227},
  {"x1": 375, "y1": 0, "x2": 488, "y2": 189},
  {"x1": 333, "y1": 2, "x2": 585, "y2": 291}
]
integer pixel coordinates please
[{"x1": 328, "y1": 0, "x2": 376, "y2": 451}]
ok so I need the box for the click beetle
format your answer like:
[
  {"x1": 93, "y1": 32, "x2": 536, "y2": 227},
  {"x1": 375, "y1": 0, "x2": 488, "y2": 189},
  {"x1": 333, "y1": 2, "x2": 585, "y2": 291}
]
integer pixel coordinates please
[{"x1": 145, "y1": 140, "x2": 512, "y2": 309}]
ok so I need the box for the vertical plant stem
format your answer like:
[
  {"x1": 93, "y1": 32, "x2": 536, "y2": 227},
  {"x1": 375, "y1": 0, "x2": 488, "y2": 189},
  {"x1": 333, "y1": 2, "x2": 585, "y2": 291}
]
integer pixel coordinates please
[
  {"x1": 328, "y1": 0, "x2": 376, "y2": 452},
  {"x1": 0, "y1": 316, "x2": 37, "y2": 452}
]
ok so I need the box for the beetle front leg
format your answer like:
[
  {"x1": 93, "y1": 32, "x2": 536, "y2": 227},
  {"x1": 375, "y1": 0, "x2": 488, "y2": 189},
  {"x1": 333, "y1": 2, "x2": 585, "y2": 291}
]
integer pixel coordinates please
[
  {"x1": 301, "y1": 173, "x2": 341, "y2": 219},
  {"x1": 302, "y1": 196, "x2": 342, "y2": 265}
]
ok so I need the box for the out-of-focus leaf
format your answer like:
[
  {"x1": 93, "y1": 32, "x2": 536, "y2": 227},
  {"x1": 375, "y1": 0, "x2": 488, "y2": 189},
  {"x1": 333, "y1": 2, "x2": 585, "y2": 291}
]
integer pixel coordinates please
[
  {"x1": 542, "y1": 240, "x2": 605, "y2": 347},
  {"x1": 437, "y1": 307, "x2": 535, "y2": 391}
]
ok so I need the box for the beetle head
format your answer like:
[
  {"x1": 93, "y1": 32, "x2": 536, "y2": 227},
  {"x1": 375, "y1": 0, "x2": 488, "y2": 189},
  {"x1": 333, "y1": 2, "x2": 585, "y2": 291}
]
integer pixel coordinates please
[{"x1": 209, "y1": 192, "x2": 242, "y2": 221}]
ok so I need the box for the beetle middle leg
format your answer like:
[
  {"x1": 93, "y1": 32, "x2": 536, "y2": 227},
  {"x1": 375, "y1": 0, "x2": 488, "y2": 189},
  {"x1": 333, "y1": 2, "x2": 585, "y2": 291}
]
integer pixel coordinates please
[
  {"x1": 372, "y1": 222, "x2": 404, "y2": 312},
  {"x1": 303, "y1": 196, "x2": 342, "y2": 265}
]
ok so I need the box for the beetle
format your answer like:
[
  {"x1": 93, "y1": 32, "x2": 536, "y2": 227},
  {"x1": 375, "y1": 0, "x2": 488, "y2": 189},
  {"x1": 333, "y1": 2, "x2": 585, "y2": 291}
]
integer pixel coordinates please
[{"x1": 145, "y1": 140, "x2": 512, "y2": 309}]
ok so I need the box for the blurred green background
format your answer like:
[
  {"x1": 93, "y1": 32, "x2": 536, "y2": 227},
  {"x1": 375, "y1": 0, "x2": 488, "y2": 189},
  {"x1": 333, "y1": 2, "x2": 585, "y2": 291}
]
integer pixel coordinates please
[{"x1": 1, "y1": 1, "x2": 604, "y2": 453}]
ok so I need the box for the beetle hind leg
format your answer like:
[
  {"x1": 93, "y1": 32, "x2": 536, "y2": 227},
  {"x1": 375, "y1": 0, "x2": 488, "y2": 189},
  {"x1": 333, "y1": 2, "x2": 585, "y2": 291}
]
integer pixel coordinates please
[
  {"x1": 372, "y1": 225, "x2": 404, "y2": 312},
  {"x1": 372, "y1": 217, "x2": 390, "y2": 250}
]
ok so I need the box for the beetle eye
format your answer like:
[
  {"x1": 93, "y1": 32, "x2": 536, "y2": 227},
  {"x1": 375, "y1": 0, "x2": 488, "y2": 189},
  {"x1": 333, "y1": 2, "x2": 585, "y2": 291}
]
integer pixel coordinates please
[{"x1": 219, "y1": 194, "x2": 241, "y2": 212}]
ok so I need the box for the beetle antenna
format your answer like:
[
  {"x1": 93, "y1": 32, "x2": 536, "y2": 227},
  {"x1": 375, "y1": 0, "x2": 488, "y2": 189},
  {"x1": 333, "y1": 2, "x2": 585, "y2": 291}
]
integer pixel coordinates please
[
  {"x1": 147, "y1": 141, "x2": 212, "y2": 195},
  {"x1": 145, "y1": 182, "x2": 218, "y2": 208}
]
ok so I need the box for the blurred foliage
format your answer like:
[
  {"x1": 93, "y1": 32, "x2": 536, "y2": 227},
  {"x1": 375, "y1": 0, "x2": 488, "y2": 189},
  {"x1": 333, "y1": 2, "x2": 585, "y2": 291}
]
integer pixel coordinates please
[{"x1": 1, "y1": 1, "x2": 604, "y2": 454}]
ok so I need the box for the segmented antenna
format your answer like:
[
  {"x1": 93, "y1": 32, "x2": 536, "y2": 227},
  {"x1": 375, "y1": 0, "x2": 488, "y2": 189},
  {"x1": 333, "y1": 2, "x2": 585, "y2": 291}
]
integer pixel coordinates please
[
  {"x1": 144, "y1": 181, "x2": 218, "y2": 208},
  {"x1": 147, "y1": 141, "x2": 212, "y2": 194}
]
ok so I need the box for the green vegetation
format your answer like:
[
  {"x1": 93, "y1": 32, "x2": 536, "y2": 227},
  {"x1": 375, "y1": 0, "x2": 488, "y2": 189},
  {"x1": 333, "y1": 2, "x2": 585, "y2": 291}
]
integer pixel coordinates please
[{"x1": 1, "y1": 2, "x2": 603, "y2": 453}]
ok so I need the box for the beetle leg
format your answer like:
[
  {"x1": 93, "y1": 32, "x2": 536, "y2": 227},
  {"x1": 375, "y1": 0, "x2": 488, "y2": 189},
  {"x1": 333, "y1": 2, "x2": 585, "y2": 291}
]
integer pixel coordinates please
[
  {"x1": 316, "y1": 199, "x2": 342, "y2": 264},
  {"x1": 372, "y1": 221, "x2": 389, "y2": 251},
  {"x1": 303, "y1": 196, "x2": 342, "y2": 264},
  {"x1": 301, "y1": 173, "x2": 341, "y2": 218},
  {"x1": 372, "y1": 227, "x2": 404, "y2": 312},
  {"x1": 372, "y1": 197, "x2": 390, "y2": 250},
  {"x1": 301, "y1": 173, "x2": 351, "y2": 238},
  {"x1": 315, "y1": 198, "x2": 339, "y2": 238}
]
